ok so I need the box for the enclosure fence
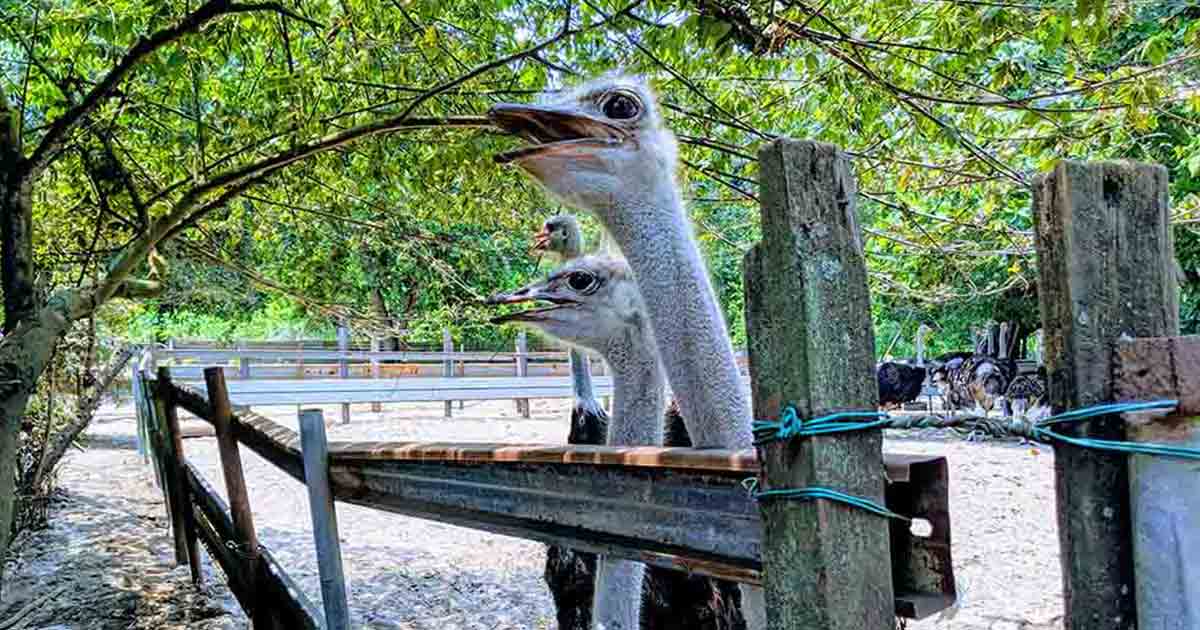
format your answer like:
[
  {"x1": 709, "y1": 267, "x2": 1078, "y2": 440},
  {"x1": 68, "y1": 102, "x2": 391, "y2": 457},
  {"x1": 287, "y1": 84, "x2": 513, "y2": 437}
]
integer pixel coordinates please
[{"x1": 136, "y1": 140, "x2": 1198, "y2": 630}]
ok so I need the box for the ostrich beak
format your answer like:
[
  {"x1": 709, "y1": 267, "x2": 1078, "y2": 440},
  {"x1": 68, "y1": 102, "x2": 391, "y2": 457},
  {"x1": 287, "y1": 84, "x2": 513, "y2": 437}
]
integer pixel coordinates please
[
  {"x1": 488, "y1": 103, "x2": 628, "y2": 164},
  {"x1": 485, "y1": 284, "x2": 578, "y2": 324}
]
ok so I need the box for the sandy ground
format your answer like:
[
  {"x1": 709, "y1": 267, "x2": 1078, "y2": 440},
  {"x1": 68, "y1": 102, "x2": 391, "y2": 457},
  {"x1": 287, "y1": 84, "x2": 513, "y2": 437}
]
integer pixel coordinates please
[{"x1": 2, "y1": 399, "x2": 1064, "y2": 629}]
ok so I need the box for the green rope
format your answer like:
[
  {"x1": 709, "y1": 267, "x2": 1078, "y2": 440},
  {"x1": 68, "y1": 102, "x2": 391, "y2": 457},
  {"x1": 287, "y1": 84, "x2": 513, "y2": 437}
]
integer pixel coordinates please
[{"x1": 742, "y1": 478, "x2": 909, "y2": 521}]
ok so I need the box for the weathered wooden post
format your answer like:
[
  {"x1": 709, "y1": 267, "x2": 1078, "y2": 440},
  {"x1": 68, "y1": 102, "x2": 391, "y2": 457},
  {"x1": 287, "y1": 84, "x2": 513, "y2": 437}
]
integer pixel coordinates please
[
  {"x1": 299, "y1": 408, "x2": 351, "y2": 630},
  {"x1": 457, "y1": 358, "x2": 465, "y2": 410},
  {"x1": 296, "y1": 339, "x2": 306, "y2": 379},
  {"x1": 154, "y1": 367, "x2": 203, "y2": 586},
  {"x1": 743, "y1": 139, "x2": 893, "y2": 629},
  {"x1": 369, "y1": 336, "x2": 382, "y2": 413},
  {"x1": 237, "y1": 340, "x2": 251, "y2": 380},
  {"x1": 204, "y1": 367, "x2": 269, "y2": 624},
  {"x1": 1033, "y1": 160, "x2": 1176, "y2": 629},
  {"x1": 515, "y1": 331, "x2": 530, "y2": 418},
  {"x1": 442, "y1": 328, "x2": 454, "y2": 418},
  {"x1": 337, "y1": 325, "x2": 351, "y2": 424},
  {"x1": 1113, "y1": 337, "x2": 1199, "y2": 630}
]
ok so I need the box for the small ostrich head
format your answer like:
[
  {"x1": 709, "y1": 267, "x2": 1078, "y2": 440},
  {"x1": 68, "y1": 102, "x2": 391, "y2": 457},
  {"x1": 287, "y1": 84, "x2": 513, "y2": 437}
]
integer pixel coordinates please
[
  {"x1": 486, "y1": 255, "x2": 644, "y2": 352},
  {"x1": 488, "y1": 74, "x2": 678, "y2": 213},
  {"x1": 533, "y1": 214, "x2": 583, "y2": 260}
]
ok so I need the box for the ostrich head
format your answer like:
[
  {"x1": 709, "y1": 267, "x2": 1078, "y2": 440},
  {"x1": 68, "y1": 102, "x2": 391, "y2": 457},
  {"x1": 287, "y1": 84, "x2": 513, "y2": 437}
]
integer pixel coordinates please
[
  {"x1": 486, "y1": 256, "x2": 645, "y2": 352},
  {"x1": 533, "y1": 214, "x2": 584, "y2": 260},
  {"x1": 488, "y1": 75, "x2": 678, "y2": 213}
]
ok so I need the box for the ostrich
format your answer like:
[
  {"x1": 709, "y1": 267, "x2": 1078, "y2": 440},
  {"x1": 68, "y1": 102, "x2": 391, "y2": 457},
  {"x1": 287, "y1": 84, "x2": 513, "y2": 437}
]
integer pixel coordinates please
[
  {"x1": 487, "y1": 256, "x2": 745, "y2": 630},
  {"x1": 489, "y1": 73, "x2": 762, "y2": 629},
  {"x1": 532, "y1": 214, "x2": 608, "y2": 630},
  {"x1": 489, "y1": 255, "x2": 662, "y2": 630}
]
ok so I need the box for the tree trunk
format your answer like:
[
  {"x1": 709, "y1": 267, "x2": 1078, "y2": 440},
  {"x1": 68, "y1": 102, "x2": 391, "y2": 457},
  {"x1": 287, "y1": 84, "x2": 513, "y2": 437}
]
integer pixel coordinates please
[
  {"x1": 2, "y1": 173, "x2": 35, "y2": 335},
  {"x1": 0, "y1": 307, "x2": 72, "y2": 586},
  {"x1": 368, "y1": 288, "x2": 400, "y2": 352}
]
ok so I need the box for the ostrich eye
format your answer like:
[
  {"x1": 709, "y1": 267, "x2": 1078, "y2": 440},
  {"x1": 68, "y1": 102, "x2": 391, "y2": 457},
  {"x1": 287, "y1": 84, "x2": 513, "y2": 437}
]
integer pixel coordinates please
[
  {"x1": 566, "y1": 271, "x2": 597, "y2": 292},
  {"x1": 602, "y1": 93, "x2": 640, "y2": 120}
]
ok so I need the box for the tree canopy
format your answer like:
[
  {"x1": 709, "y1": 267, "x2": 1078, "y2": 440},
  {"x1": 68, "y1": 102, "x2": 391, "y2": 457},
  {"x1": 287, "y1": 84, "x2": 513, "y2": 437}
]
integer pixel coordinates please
[{"x1": 3, "y1": 0, "x2": 1199, "y2": 355}]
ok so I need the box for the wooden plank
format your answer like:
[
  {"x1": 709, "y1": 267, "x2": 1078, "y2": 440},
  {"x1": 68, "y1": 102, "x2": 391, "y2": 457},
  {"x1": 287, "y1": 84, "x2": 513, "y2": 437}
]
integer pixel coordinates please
[
  {"x1": 1033, "y1": 160, "x2": 1176, "y2": 630},
  {"x1": 158, "y1": 348, "x2": 571, "y2": 362},
  {"x1": 515, "y1": 331, "x2": 530, "y2": 418},
  {"x1": 745, "y1": 139, "x2": 892, "y2": 628},
  {"x1": 1114, "y1": 336, "x2": 1198, "y2": 630},
  {"x1": 337, "y1": 326, "x2": 351, "y2": 424},
  {"x1": 442, "y1": 329, "x2": 454, "y2": 418},
  {"x1": 369, "y1": 336, "x2": 382, "y2": 412},
  {"x1": 237, "y1": 341, "x2": 251, "y2": 380},
  {"x1": 299, "y1": 409, "x2": 351, "y2": 630},
  {"x1": 156, "y1": 368, "x2": 203, "y2": 585},
  {"x1": 203, "y1": 367, "x2": 267, "y2": 625},
  {"x1": 184, "y1": 463, "x2": 321, "y2": 629}
]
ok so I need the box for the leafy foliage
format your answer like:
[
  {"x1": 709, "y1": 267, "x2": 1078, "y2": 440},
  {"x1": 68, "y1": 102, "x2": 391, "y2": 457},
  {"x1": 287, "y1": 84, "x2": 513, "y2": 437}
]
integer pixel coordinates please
[{"x1": 2, "y1": 0, "x2": 1198, "y2": 353}]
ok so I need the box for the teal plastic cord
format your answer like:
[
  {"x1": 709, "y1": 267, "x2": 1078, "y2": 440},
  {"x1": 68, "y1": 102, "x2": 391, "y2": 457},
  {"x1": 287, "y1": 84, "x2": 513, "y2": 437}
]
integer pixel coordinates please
[
  {"x1": 742, "y1": 478, "x2": 909, "y2": 521},
  {"x1": 752, "y1": 408, "x2": 889, "y2": 444},
  {"x1": 747, "y1": 399, "x2": 1198, "y2": 520},
  {"x1": 1030, "y1": 399, "x2": 1200, "y2": 461}
]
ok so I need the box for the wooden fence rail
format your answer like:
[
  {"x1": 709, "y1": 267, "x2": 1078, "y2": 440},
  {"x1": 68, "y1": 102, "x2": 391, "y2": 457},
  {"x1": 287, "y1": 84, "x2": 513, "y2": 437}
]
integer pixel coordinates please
[{"x1": 138, "y1": 371, "x2": 956, "y2": 624}]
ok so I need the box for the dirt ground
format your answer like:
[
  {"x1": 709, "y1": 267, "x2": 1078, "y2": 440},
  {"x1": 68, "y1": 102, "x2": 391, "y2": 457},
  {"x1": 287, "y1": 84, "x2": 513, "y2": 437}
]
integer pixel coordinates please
[{"x1": 1, "y1": 399, "x2": 1064, "y2": 629}]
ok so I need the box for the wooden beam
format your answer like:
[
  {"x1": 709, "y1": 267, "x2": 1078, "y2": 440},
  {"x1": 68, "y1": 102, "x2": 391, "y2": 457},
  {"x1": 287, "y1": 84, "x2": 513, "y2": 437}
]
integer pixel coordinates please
[
  {"x1": 166, "y1": 381, "x2": 955, "y2": 617},
  {"x1": 442, "y1": 328, "x2": 454, "y2": 418},
  {"x1": 337, "y1": 326, "x2": 350, "y2": 424},
  {"x1": 515, "y1": 331, "x2": 530, "y2": 418},
  {"x1": 1114, "y1": 336, "x2": 1197, "y2": 630},
  {"x1": 299, "y1": 409, "x2": 351, "y2": 630},
  {"x1": 203, "y1": 367, "x2": 267, "y2": 625},
  {"x1": 1033, "y1": 160, "x2": 1176, "y2": 630},
  {"x1": 155, "y1": 367, "x2": 203, "y2": 585},
  {"x1": 369, "y1": 336, "x2": 381, "y2": 412},
  {"x1": 744, "y1": 139, "x2": 892, "y2": 629},
  {"x1": 185, "y1": 463, "x2": 321, "y2": 629}
]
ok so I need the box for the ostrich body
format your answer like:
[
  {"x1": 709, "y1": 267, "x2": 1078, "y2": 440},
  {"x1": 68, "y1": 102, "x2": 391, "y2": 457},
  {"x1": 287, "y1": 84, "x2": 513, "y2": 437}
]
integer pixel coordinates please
[
  {"x1": 534, "y1": 215, "x2": 608, "y2": 630},
  {"x1": 1005, "y1": 365, "x2": 1047, "y2": 418},
  {"x1": 932, "y1": 354, "x2": 1016, "y2": 415},
  {"x1": 488, "y1": 257, "x2": 744, "y2": 630},
  {"x1": 489, "y1": 256, "x2": 662, "y2": 630},
  {"x1": 876, "y1": 361, "x2": 927, "y2": 410},
  {"x1": 490, "y1": 74, "x2": 760, "y2": 630}
]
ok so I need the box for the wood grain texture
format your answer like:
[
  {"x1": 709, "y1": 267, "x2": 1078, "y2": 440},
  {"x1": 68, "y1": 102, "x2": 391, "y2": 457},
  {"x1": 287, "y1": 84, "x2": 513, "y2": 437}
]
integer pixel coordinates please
[
  {"x1": 744, "y1": 139, "x2": 892, "y2": 629},
  {"x1": 1114, "y1": 336, "x2": 1198, "y2": 630},
  {"x1": 1033, "y1": 160, "x2": 1176, "y2": 630},
  {"x1": 203, "y1": 367, "x2": 264, "y2": 623},
  {"x1": 299, "y1": 409, "x2": 351, "y2": 630},
  {"x1": 156, "y1": 367, "x2": 203, "y2": 585}
]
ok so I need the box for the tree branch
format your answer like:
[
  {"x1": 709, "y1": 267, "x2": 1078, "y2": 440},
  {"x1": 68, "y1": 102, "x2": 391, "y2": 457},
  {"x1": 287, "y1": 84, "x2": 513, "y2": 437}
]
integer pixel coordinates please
[{"x1": 22, "y1": 0, "x2": 289, "y2": 179}]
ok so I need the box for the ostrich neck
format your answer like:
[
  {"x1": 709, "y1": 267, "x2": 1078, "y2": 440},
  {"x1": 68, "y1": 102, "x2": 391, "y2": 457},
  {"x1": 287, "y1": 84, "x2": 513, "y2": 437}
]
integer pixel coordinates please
[
  {"x1": 568, "y1": 348, "x2": 596, "y2": 402},
  {"x1": 602, "y1": 184, "x2": 752, "y2": 448},
  {"x1": 600, "y1": 325, "x2": 664, "y2": 447}
]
